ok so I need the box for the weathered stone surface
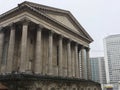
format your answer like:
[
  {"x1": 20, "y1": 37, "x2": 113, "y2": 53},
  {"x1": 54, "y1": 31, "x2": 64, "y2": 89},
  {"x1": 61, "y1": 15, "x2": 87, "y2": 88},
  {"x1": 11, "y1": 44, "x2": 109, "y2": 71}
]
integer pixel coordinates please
[
  {"x1": 6, "y1": 24, "x2": 15, "y2": 73},
  {"x1": 20, "y1": 21, "x2": 28, "y2": 72},
  {"x1": 0, "y1": 1, "x2": 100, "y2": 90}
]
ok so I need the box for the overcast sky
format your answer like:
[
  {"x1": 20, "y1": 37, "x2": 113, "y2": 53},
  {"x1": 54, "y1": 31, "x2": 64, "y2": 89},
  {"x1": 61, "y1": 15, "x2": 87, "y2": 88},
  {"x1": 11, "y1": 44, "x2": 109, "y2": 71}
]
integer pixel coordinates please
[{"x1": 0, "y1": 0, "x2": 120, "y2": 57}]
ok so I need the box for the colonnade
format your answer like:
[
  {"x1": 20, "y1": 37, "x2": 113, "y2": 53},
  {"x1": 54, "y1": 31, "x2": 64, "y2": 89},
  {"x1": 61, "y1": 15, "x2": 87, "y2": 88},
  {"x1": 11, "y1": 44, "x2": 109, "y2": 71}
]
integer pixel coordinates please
[{"x1": 0, "y1": 20, "x2": 91, "y2": 80}]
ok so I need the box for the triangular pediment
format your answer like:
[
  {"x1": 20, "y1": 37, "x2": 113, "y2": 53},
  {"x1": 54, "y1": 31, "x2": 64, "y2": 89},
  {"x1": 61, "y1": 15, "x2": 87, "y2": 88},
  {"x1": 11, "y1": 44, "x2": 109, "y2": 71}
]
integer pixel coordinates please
[
  {"x1": 46, "y1": 13, "x2": 80, "y2": 33},
  {"x1": 25, "y1": 1, "x2": 93, "y2": 41},
  {"x1": 24, "y1": 1, "x2": 81, "y2": 33},
  {"x1": 0, "y1": 1, "x2": 93, "y2": 42}
]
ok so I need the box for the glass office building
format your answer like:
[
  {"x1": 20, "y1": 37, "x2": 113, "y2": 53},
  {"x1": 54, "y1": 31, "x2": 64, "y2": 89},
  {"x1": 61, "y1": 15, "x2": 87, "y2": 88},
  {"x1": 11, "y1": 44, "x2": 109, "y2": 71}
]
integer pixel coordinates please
[
  {"x1": 104, "y1": 34, "x2": 120, "y2": 90},
  {"x1": 90, "y1": 57, "x2": 106, "y2": 84}
]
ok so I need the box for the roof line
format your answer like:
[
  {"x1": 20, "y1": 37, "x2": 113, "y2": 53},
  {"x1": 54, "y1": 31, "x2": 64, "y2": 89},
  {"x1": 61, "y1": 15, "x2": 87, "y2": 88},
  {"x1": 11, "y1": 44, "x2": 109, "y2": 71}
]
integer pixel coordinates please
[
  {"x1": 22, "y1": 1, "x2": 69, "y2": 13},
  {"x1": 0, "y1": 1, "x2": 93, "y2": 42},
  {"x1": 25, "y1": 1, "x2": 93, "y2": 41},
  {"x1": 0, "y1": 7, "x2": 18, "y2": 18},
  {"x1": 25, "y1": 4, "x2": 92, "y2": 42}
]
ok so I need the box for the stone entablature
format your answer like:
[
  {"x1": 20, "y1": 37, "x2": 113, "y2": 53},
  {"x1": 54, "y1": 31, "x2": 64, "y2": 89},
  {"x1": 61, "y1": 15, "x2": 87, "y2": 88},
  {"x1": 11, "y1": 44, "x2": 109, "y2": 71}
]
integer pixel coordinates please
[{"x1": 0, "y1": 12, "x2": 90, "y2": 47}]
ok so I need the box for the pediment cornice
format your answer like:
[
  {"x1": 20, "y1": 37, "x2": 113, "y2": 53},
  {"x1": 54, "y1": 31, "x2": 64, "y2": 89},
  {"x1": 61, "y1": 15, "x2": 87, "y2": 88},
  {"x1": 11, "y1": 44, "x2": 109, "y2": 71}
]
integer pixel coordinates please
[
  {"x1": 0, "y1": 1, "x2": 93, "y2": 43},
  {"x1": 23, "y1": 1, "x2": 93, "y2": 42}
]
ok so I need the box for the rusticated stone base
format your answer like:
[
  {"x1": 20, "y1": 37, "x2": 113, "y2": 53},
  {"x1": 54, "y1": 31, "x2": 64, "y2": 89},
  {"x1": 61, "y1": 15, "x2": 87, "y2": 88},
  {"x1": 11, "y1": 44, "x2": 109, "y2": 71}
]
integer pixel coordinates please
[{"x1": 0, "y1": 73, "x2": 101, "y2": 90}]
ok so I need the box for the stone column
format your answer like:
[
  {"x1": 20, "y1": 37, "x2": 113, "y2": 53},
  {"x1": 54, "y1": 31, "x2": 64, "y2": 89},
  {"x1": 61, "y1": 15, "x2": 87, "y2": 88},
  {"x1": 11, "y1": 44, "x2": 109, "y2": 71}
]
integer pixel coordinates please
[
  {"x1": 67, "y1": 39, "x2": 71, "y2": 77},
  {"x1": 78, "y1": 48, "x2": 80, "y2": 78},
  {"x1": 58, "y1": 35, "x2": 63, "y2": 76},
  {"x1": 72, "y1": 45, "x2": 75, "y2": 77},
  {"x1": 75, "y1": 43, "x2": 79, "y2": 78},
  {"x1": 20, "y1": 20, "x2": 28, "y2": 72},
  {"x1": 81, "y1": 46, "x2": 86, "y2": 79},
  {"x1": 6, "y1": 24, "x2": 15, "y2": 73},
  {"x1": 35, "y1": 25, "x2": 43, "y2": 74},
  {"x1": 0, "y1": 28, "x2": 4, "y2": 73},
  {"x1": 48, "y1": 31, "x2": 53, "y2": 75},
  {"x1": 86, "y1": 48, "x2": 91, "y2": 80}
]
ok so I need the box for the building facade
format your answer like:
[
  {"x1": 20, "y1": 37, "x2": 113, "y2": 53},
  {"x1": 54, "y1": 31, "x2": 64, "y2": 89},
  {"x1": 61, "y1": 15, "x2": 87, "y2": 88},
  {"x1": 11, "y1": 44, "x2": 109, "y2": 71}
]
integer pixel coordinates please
[
  {"x1": 0, "y1": 1, "x2": 101, "y2": 90},
  {"x1": 90, "y1": 57, "x2": 106, "y2": 84},
  {"x1": 104, "y1": 34, "x2": 120, "y2": 90},
  {"x1": 90, "y1": 57, "x2": 106, "y2": 90},
  {"x1": 90, "y1": 57, "x2": 100, "y2": 83}
]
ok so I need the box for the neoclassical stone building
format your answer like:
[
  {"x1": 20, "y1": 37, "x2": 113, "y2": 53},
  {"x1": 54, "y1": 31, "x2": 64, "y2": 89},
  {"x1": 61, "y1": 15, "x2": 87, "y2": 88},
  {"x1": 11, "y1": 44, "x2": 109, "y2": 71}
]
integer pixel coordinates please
[{"x1": 0, "y1": 1, "x2": 101, "y2": 90}]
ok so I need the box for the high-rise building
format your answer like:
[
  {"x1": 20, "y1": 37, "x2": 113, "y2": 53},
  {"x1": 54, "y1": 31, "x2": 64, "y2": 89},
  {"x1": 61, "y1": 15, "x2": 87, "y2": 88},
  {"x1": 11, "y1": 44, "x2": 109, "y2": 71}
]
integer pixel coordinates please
[
  {"x1": 90, "y1": 57, "x2": 106, "y2": 84},
  {"x1": 90, "y1": 57, "x2": 100, "y2": 83},
  {"x1": 104, "y1": 34, "x2": 120, "y2": 90},
  {"x1": 90, "y1": 57, "x2": 106, "y2": 90}
]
